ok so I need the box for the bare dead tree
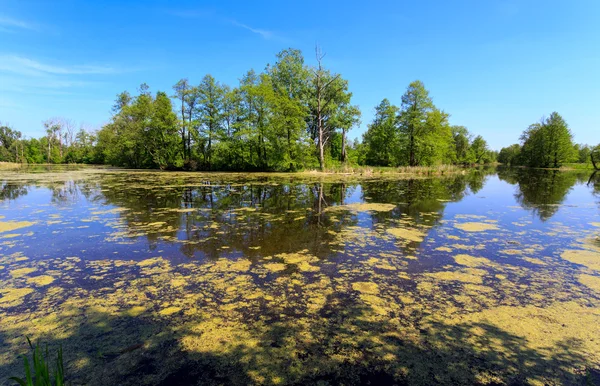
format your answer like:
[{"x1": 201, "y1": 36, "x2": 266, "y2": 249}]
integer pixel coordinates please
[{"x1": 312, "y1": 45, "x2": 340, "y2": 170}]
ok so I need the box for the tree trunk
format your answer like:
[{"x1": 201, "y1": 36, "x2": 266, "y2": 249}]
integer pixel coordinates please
[
  {"x1": 592, "y1": 151, "x2": 599, "y2": 170},
  {"x1": 180, "y1": 96, "x2": 186, "y2": 158},
  {"x1": 341, "y1": 128, "x2": 347, "y2": 163},
  {"x1": 409, "y1": 133, "x2": 415, "y2": 166}
]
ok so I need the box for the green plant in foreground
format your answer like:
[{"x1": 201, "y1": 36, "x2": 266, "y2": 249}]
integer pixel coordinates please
[{"x1": 9, "y1": 337, "x2": 66, "y2": 386}]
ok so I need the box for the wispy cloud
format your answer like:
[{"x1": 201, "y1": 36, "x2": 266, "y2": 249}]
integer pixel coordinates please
[
  {"x1": 0, "y1": 16, "x2": 38, "y2": 32},
  {"x1": 229, "y1": 20, "x2": 274, "y2": 40},
  {"x1": 0, "y1": 55, "x2": 117, "y2": 76},
  {"x1": 165, "y1": 9, "x2": 214, "y2": 19},
  {"x1": 166, "y1": 8, "x2": 282, "y2": 41}
]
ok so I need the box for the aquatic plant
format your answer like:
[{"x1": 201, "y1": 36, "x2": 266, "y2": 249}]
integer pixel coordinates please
[{"x1": 9, "y1": 337, "x2": 66, "y2": 386}]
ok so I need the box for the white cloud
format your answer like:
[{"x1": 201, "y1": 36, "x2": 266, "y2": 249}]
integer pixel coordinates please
[
  {"x1": 230, "y1": 20, "x2": 274, "y2": 40},
  {"x1": 0, "y1": 16, "x2": 37, "y2": 32},
  {"x1": 167, "y1": 9, "x2": 281, "y2": 41},
  {"x1": 0, "y1": 55, "x2": 116, "y2": 76}
]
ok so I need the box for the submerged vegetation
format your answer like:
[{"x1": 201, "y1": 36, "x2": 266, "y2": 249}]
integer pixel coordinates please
[{"x1": 0, "y1": 167, "x2": 599, "y2": 384}]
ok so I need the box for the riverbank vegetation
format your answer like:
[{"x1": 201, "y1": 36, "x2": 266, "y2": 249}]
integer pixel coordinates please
[
  {"x1": 1, "y1": 48, "x2": 596, "y2": 172},
  {"x1": 0, "y1": 48, "x2": 497, "y2": 172},
  {"x1": 498, "y1": 112, "x2": 599, "y2": 169}
]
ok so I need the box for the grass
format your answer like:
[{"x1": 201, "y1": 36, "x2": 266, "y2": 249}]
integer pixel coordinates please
[
  {"x1": 560, "y1": 163, "x2": 596, "y2": 170},
  {"x1": 9, "y1": 337, "x2": 66, "y2": 386},
  {"x1": 302, "y1": 164, "x2": 476, "y2": 176}
]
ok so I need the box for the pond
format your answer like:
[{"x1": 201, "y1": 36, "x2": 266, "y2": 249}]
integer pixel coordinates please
[{"x1": 0, "y1": 166, "x2": 599, "y2": 385}]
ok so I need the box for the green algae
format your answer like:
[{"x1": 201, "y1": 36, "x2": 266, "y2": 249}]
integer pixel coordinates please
[
  {"x1": 0, "y1": 221, "x2": 35, "y2": 233},
  {"x1": 9, "y1": 267, "x2": 36, "y2": 278},
  {"x1": 454, "y1": 222, "x2": 499, "y2": 232}
]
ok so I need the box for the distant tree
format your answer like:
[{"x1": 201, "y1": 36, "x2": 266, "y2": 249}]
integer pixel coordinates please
[
  {"x1": 470, "y1": 135, "x2": 489, "y2": 164},
  {"x1": 452, "y1": 126, "x2": 473, "y2": 165},
  {"x1": 397, "y1": 80, "x2": 435, "y2": 166},
  {"x1": 196, "y1": 75, "x2": 225, "y2": 168},
  {"x1": 520, "y1": 112, "x2": 575, "y2": 168},
  {"x1": 498, "y1": 144, "x2": 521, "y2": 165},
  {"x1": 362, "y1": 99, "x2": 400, "y2": 166}
]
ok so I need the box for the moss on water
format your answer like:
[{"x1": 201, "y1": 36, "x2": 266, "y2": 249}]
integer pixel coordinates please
[
  {"x1": 0, "y1": 221, "x2": 35, "y2": 233},
  {"x1": 352, "y1": 281, "x2": 379, "y2": 294},
  {"x1": 26, "y1": 275, "x2": 55, "y2": 286},
  {"x1": 560, "y1": 248, "x2": 600, "y2": 271},
  {"x1": 0, "y1": 287, "x2": 34, "y2": 306},
  {"x1": 159, "y1": 306, "x2": 182, "y2": 316},
  {"x1": 454, "y1": 254, "x2": 492, "y2": 267},
  {"x1": 454, "y1": 222, "x2": 499, "y2": 232},
  {"x1": 9, "y1": 267, "x2": 36, "y2": 278},
  {"x1": 578, "y1": 274, "x2": 600, "y2": 292},
  {"x1": 324, "y1": 203, "x2": 396, "y2": 212},
  {"x1": 387, "y1": 227, "x2": 426, "y2": 242}
]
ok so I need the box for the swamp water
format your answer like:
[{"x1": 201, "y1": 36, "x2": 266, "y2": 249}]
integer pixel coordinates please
[{"x1": 0, "y1": 167, "x2": 599, "y2": 385}]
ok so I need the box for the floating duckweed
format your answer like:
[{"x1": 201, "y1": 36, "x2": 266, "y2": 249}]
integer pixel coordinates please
[
  {"x1": 159, "y1": 306, "x2": 181, "y2": 316},
  {"x1": 560, "y1": 248, "x2": 600, "y2": 271},
  {"x1": 521, "y1": 257, "x2": 546, "y2": 265},
  {"x1": 10, "y1": 267, "x2": 37, "y2": 278},
  {"x1": 454, "y1": 222, "x2": 499, "y2": 232},
  {"x1": 435, "y1": 246, "x2": 453, "y2": 252},
  {"x1": 263, "y1": 263, "x2": 287, "y2": 273},
  {"x1": 0, "y1": 221, "x2": 35, "y2": 233},
  {"x1": 454, "y1": 254, "x2": 492, "y2": 267},
  {"x1": 352, "y1": 281, "x2": 379, "y2": 294},
  {"x1": 0, "y1": 287, "x2": 34, "y2": 306},
  {"x1": 26, "y1": 275, "x2": 55, "y2": 286},
  {"x1": 387, "y1": 227, "x2": 425, "y2": 242},
  {"x1": 427, "y1": 269, "x2": 484, "y2": 284},
  {"x1": 578, "y1": 274, "x2": 600, "y2": 292},
  {"x1": 324, "y1": 203, "x2": 396, "y2": 212},
  {"x1": 439, "y1": 301, "x2": 600, "y2": 359},
  {"x1": 124, "y1": 306, "x2": 146, "y2": 317},
  {"x1": 499, "y1": 249, "x2": 522, "y2": 255}
]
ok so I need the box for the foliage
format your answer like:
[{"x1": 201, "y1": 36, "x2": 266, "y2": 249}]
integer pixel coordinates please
[
  {"x1": 511, "y1": 112, "x2": 576, "y2": 168},
  {"x1": 9, "y1": 337, "x2": 66, "y2": 386},
  {"x1": 3, "y1": 50, "x2": 592, "y2": 172}
]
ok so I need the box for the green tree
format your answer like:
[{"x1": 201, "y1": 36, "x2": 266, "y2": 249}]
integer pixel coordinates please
[
  {"x1": 362, "y1": 99, "x2": 399, "y2": 166},
  {"x1": 470, "y1": 135, "x2": 489, "y2": 164},
  {"x1": 520, "y1": 112, "x2": 575, "y2": 168},
  {"x1": 397, "y1": 80, "x2": 435, "y2": 166},
  {"x1": 196, "y1": 75, "x2": 225, "y2": 168},
  {"x1": 451, "y1": 126, "x2": 473, "y2": 165},
  {"x1": 498, "y1": 144, "x2": 521, "y2": 165}
]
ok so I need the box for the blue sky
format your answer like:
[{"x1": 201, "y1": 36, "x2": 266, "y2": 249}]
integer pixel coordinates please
[{"x1": 1, "y1": 0, "x2": 598, "y2": 149}]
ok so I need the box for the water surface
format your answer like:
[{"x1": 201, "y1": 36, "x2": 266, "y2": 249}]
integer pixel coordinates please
[{"x1": 0, "y1": 167, "x2": 599, "y2": 385}]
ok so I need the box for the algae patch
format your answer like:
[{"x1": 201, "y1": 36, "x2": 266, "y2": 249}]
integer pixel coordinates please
[
  {"x1": 0, "y1": 221, "x2": 35, "y2": 233},
  {"x1": 560, "y1": 248, "x2": 600, "y2": 271},
  {"x1": 324, "y1": 203, "x2": 396, "y2": 212},
  {"x1": 10, "y1": 267, "x2": 36, "y2": 278},
  {"x1": 27, "y1": 275, "x2": 55, "y2": 286},
  {"x1": 578, "y1": 274, "x2": 600, "y2": 292},
  {"x1": 454, "y1": 222, "x2": 499, "y2": 232},
  {"x1": 352, "y1": 281, "x2": 379, "y2": 294},
  {"x1": 454, "y1": 254, "x2": 492, "y2": 268},
  {"x1": 387, "y1": 227, "x2": 426, "y2": 242}
]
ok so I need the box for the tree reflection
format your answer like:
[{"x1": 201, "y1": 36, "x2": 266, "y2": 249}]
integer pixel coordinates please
[
  {"x1": 497, "y1": 168, "x2": 584, "y2": 221},
  {"x1": 0, "y1": 181, "x2": 28, "y2": 202}
]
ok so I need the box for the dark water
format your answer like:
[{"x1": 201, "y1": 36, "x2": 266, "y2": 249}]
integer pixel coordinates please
[{"x1": 0, "y1": 167, "x2": 599, "y2": 385}]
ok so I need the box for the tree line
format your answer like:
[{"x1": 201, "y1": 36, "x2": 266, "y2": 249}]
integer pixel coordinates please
[
  {"x1": 1, "y1": 47, "x2": 594, "y2": 171},
  {"x1": 498, "y1": 112, "x2": 599, "y2": 169}
]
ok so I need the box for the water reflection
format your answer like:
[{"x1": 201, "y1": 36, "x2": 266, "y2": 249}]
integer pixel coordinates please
[
  {"x1": 1, "y1": 168, "x2": 599, "y2": 385},
  {"x1": 497, "y1": 168, "x2": 590, "y2": 221}
]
